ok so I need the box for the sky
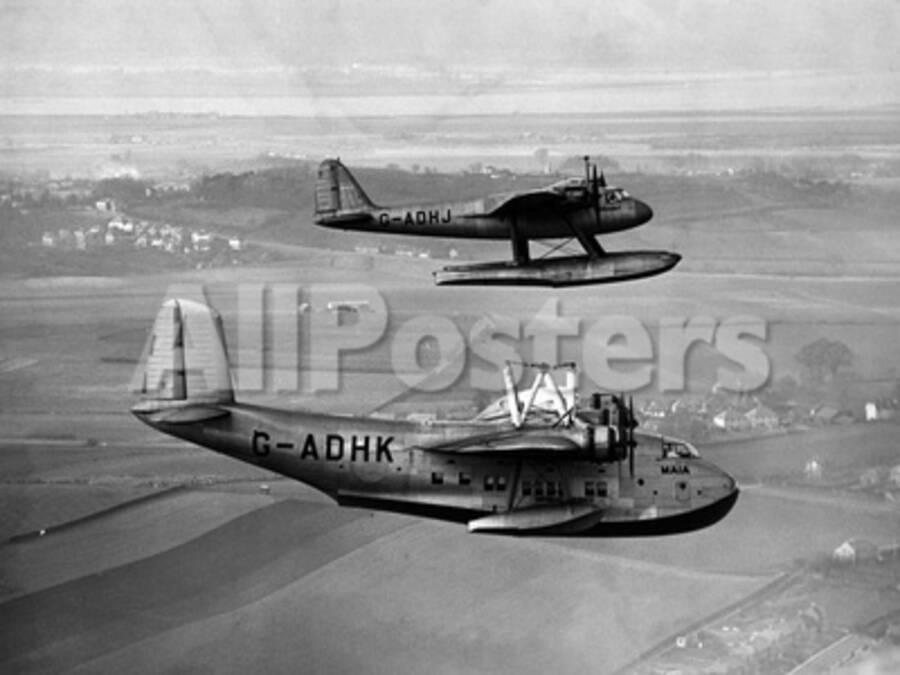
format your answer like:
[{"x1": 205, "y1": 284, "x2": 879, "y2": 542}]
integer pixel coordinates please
[{"x1": 1, "y1": 0, "x2": 898, "y2": 114}]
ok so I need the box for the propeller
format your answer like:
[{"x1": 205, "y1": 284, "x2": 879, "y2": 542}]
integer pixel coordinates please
[
  {"x1": 569, "y1": 155, "x2": 607, "y2": 258},
  {"x1": 584, "y1": 155, "x2": 606, "y2": 231},
  {"x1": 628, "y1": 396, "x2": 636, "y2": 477}
]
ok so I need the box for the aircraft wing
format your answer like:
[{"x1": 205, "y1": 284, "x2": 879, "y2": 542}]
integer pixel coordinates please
[
  {"x1": 480, "y1": 188, "x2": 567, "y2": 217},
  {"x1": 420, "y1": 428, "x2": 581, "y2": 456}
]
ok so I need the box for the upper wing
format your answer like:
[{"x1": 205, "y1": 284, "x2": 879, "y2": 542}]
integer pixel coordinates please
[
  {"x1": 420, "y1": 427, "x2": 581, "y2": 456},
  {"x1": 479, "y1": 188, "x2": 568, "y2": 217}
]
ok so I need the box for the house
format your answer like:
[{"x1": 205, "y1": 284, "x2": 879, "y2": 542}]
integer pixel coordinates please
[
  {"x1": 833, "y1": 540, "x2": 856, "y2": 564},
  {"x1": 833, "y1": 539, "x2": 879, "y2": 565},
  {"x1": 713, "y1": 408, "x2": 749, "y2": 431},
  {"x1": 812, "y1": 405, "x2": 839, "y2": 424},
  {"x1": 640, "y1": 399, "x2": 668, "y2": 419},
  {"x1": 670, "y1": 397, "x2": 705, "y2": 415},
  {"x1": 890, "y1": 465, "x2": 900, "y2": 488},
  {"x1": 834, "y1": 410, "x2": 856, "y2": 425},
  {"x1": 865, "y1": 402, "x2": 878, "y2": 421},
  {"x1": 191, "y1": 230, "x2": 212, "y2": 252},
  {"x1": 805, "y1": 458, "x2": 823, "y2": 480},
  {"x1": 745, "y1": 404, "x2": 779, "y2": 430},
  {"x1": 859, "y1": 468, "x2": 881, "y2": 488},
  {"x1": 865, "y1": 400, "x2": 898, "y2": 421}
]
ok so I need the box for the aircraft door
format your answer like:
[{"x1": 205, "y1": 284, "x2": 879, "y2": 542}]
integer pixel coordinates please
[
  {"x1": 480, "y1": 463, "x2": 512, "y2": 513},
  {"x1": 674, "y1": 479, "x2": 691, "y2": 503}
]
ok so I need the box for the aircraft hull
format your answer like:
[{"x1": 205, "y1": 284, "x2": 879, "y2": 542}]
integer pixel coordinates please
[
  {"x1": 316, "y1": 208, "x2": 643, "y2": 239},
  {"x1": 434, "y1": 250, "x2": 681, "y2": 287},
  {"x1": 336, "y1": 489, "x2": 739, "y2": 537}
]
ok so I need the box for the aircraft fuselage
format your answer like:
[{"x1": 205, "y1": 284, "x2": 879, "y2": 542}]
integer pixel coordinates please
[
  {"x1": 135, "y1": 401, "x2": 738, "y2": 536},
  {"x1": 317, "y1": 197, "x2": 652, "y2": 240}
]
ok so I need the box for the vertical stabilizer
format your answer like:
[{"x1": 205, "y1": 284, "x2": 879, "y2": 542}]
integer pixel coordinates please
[
  {"x1": 314, "y1": 158, "x2": 376, "y2": 219},
  {"x1": 132, "y1": 298, "x2": 234, "y2": 404}
]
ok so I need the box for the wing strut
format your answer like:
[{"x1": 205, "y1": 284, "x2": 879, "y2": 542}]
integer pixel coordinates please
[
  {"x1": 569, "y1": 156, "x2": 606, "y2": 259},
  {"x1": 562, "y1": 213, "x2": 606, "y2": 259},
  {"x1": 506, "y1": 458, "x2": 524, "y2": 513},
  {"x1": 509, "y1": 215, "x2": 530, "y2": 265}
]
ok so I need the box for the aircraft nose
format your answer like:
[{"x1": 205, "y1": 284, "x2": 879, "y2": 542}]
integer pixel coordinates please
[{"x1": 634, "y1": 199, "x2": 653, "y2": 225}]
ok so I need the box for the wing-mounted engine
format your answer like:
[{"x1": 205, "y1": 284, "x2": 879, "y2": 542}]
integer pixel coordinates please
[
  {"x1": 474, "y1": 362, "x2": 638, "y2": 467},
  {"x1": 573, "y1": 393, "x2": 637, "y2": 465}
]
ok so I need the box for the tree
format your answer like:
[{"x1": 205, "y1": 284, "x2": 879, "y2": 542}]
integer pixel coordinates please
[{"x1": 796, "y1": 338, "x2": 853, "y2": 383}]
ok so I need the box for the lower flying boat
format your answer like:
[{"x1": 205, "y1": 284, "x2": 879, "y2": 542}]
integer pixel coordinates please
[
  {"x1": 314, "y1": 157, "x2": 680, "y2": 287},
  {"x1": 132, "y1": 297, "x2": 737, "y2": 536}
]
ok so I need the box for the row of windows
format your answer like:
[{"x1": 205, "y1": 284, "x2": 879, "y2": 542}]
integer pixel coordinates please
[
  {"x1": 431, "y1": 472, "x2": 507, "y2": 491},
  {"x1": 428, "y1": 472, "x2": 607, "y2": 499},
  {"x1": 584, "y1": 481, "x2": 608, "y2": 498},
  {"x1": 521, "y1": 479, "x2": 561, "y2": 498},
  {"x1": 522, "y1": 480, "x2": 608, "y2": 499},
  {"x1": 484, "y1": 475, "x2": 508, "y2": 491}
]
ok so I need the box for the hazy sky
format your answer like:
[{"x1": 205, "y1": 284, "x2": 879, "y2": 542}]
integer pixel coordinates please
[
  {"x1": 3, "y1": 0, "x2": 898, "y2": 71},
  {"x1": 1, "y1": 0, "x2": 898, "y2": 114}
]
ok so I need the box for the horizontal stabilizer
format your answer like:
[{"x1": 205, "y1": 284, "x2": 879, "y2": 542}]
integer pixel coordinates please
[
  {"x1": 468, "y1": 503, "x2": 605, "y2": 535},
  {"x1": 130, "y1": 402, "x2": 231, "y2": 425},
  {"x1": 434, "y1": 251, "x2": 680, "y2": 287}
]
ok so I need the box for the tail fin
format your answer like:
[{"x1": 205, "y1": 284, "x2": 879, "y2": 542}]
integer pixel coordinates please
[
  {"x1": 131, "y1": 298, "x2": 234, "y2": 406},
  {"x1": 314, "y1": 158, "x2": 376, "y2": 221}
]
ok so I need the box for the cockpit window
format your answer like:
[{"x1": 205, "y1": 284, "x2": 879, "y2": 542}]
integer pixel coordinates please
[
  {"x1": 605, "y1": 189, "x2": 625, "y2": 204},
  {"x1": 661, "y1": 440, "x2": 699, "y2": 459}
]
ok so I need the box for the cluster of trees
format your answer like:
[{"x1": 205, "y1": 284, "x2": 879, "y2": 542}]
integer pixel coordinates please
[
  {"x1": 796, "y1": 337, "x2": 853, "y2": 384},
  {"x1": 193, "y1": 168, "x2": 314, "y2": 210}
]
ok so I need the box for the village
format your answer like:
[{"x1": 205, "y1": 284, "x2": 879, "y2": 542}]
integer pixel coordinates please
[
  {"x1": 636, "y1": 387, "x2": 898, "y2": 441},
  {"x1": 633, "y1": 540, "x2": 900, "y2": 674},
  {"x1": 37, "y1": 197, "x2": 247, "y2": 265}
]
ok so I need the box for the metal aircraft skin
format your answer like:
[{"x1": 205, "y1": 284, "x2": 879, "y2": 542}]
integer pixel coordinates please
[
  {"x1": 132, "y1": 298, "x2": 738, "y2": 536},
  {"x1": 313, "y1": 158, "x2": 681, "y2": 287}
]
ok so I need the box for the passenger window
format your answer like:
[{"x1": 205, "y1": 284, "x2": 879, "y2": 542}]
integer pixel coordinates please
[
  {"x1": 547, "y1": 482, "x2": 557, "y2": 498},
  {"x1": 522, "y1": 480, "x2": 532, "y2": 496},
  {"x1": 484, "y1": 475, "x2": 495, "y2": 491},
  {"x1": 431, "y1": 472, "x2": 443, "y2": 485},
  {"x1": 459, "y1": 472, "x2": 471, "y2": 486},
  {"x1": 534, "y1": 481, "x2": 545, "y2": 498},
  {"x1": 497, "y1": 475, "x2": 508, "y2": 491},
  {"x1": 596, "y1": 481, "x2": 608, "y2": 498},
  {"x1": 585, "y1": 481, "x2": 595, "y2": 498}
]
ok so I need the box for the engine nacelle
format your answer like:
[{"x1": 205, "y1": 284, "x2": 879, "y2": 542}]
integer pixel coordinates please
[
  {"x1": 576, "y1": 393, "x2": 636, "y2": 463},
  {"x1": 576, "y1": 424, "x2": 628, "y2": 463}
]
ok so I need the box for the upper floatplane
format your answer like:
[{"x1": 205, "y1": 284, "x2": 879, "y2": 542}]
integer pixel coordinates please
[{"x1": 314, "y1": 157, "x2": 680, "y2": 287}]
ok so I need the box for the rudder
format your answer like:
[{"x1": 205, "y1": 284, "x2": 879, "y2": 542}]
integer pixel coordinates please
[
  {"x1": 132, "y1": 298, "x2": 234, "y2": 405},
  {"x1": 314, "y1": 158, "x2": 376, "y2": 220}
]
